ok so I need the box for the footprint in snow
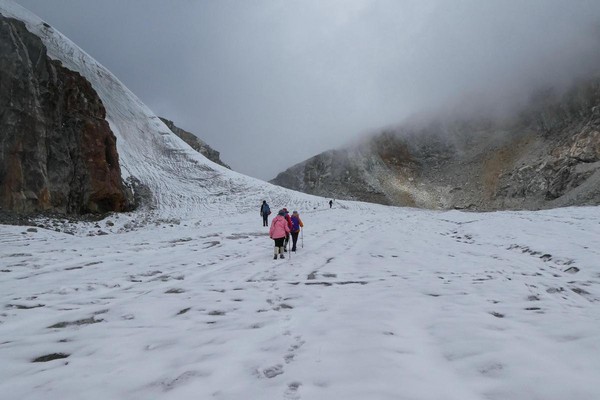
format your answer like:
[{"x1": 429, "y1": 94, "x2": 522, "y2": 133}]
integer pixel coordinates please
[
  {"x1": 284, "y1": 336, "x2": 305, "y2": 364},
  {"x1": 159, "y1": 370, "x2": 207, "y2": 391},
  {"x1": 263, "y1": 364, "x2": 284, "y2": 378},
  {"x1": 479, "y1": 362, "x2": 504, "y2": 377},
  {"x1": 284, "y1": 381, "x2": 302, "y2": 399}
]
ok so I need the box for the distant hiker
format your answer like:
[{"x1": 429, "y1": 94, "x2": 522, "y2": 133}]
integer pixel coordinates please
[
  {"x1": 290, "y1": 211, "x2": 304, "y2": 252},
  {"x1": 329, "y1": 199, "x2": 333, "y2": 208},
  {"x1": 260, "y1": 201, "x2": 271, "y2": 227},
  {"x1": 270, "y1": 210, "x2": 291, "y2": 259},
  {"x1": 282, "y1": 208, "x2": 293, "y2": 251}
]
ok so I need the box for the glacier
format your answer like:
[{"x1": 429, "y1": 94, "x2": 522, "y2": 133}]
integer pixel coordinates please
[{"x1": 1, "y1": 1, "x2": 599, "y2": 399}]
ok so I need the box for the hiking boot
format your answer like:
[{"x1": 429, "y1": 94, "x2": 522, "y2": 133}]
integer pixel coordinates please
[
  {"x1": 280, "y1": 254, "x2": 285, "y2": 259},
  {"x1": 273, "y1": 254, "x2": 278, "y2": 260},
  {"x1": 291, "y1": 247, "x2": 296, "y2": 252}
]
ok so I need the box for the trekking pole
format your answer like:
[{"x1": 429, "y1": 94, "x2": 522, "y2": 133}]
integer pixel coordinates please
[
  {"x1": 301, "y1": 228, "x2": 304, "y2": 249},
  {"x1": 288, "y1": 235, "x2": 291, "y2": 262}
]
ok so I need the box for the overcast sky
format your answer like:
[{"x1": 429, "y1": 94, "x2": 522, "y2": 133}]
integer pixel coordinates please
[{"x1": 14, "y1": 0, "x2": 600, "y2": 179}]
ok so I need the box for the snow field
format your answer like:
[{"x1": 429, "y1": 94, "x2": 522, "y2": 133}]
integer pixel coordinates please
[
  {"x1": 1, "y1": 2, "x2": 600, "y2": 398},
  {"x1": 2, "y1": 205, "x2": 600, "y2": 400}
]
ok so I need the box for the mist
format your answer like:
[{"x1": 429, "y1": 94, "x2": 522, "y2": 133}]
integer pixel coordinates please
[{"x1": 14, "y1": 0, "x2": 600, "y2": 179}]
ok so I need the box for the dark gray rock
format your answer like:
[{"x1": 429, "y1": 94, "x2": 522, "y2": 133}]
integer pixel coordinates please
[
  {"x1": 159, "y1": 117, "x2": 231, "y2": 169},
  {"x1": 32, "y1": 353, "x2": 69, "y2": 363},
  {"x1": 0, "y1": 14, "x2": 133, "y2": 215}
]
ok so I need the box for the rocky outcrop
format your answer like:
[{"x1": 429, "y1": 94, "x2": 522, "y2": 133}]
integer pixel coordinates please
[
  {"x1": 0, "y1": 14, "x2": 132, "y2": 214},
  {"x1": 159, "y1": 118, "x2": 231, "y2": 169},
  {"x1": 494, "y1": 102, "x2": 600, "y2": 209},
  {"x1": 271, "y1": 78, "x2": 600, "y2": 210}
]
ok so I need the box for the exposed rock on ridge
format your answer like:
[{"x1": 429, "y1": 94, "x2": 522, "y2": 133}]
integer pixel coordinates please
[
  {"x1": 0, "y1": 14, "x2": 132, "y2": 214},
  {"x1": 159, "y1": 117, "x2": 230, "y2": 169},
  {"x1": 271, "y1": 78, "x2": 600, "y2": 210}
]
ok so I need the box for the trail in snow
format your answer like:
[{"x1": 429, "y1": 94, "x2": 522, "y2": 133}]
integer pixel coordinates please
[
  {"x1": 1, "y1": 2, "x2": 600, "y2": 399},
  {"x1": 1, "y1": 206, "x2": 599, "y2": 400}
]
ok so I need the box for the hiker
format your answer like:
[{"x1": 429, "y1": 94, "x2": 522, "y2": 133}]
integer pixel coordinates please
[
  {"x1": 290, "y1": 211, "x2": 304, "y2": 252},
  {"x1": 260, "y1": 200, "x2": 271, "y2": 227},
  {"x1": 270, "y1": 210, "x2": 291, "y2": 259},
  {"x1": 329, "y1": 199, "x2": 333, "y2": 208},
  {"x1": 282, "y1": 208, "x2": 293, "y2": 251}
]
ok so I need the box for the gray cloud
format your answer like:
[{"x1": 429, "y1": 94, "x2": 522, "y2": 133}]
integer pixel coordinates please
[{"x1": 14, "y1": 0, "x2": 600, "y2": 179}]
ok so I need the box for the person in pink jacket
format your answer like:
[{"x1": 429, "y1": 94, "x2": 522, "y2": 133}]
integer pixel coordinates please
[{"x1": 270, "y1": 209, "x2": 291, "y2": 259}]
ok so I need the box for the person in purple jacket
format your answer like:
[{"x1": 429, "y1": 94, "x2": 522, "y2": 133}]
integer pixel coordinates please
[
  {"x1": 289, "y1": 211, "x2": 304, "y2": 252},
  {"x1": 269, "y1": 210, "x2": 291, "y2": 259}
]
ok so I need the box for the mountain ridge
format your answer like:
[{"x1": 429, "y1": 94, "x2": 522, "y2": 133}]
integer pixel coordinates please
[
  {"x1": 158, "y1": 117, "x2": 231, "y2": 169},
  {"x1": 0, "y1": 0, "x2": 326, "y2": 220},
  {"x1": 271, "y1": 78, "x2": 600, "y2": 210}
]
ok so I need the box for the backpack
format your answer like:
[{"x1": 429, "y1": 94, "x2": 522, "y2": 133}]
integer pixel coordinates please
[
  {"x1": 262, "y1": 204, "x2": 270, "y2": 215},
  {"x1": 291, "y1": 215, "x2": 300, "y2": 232}
]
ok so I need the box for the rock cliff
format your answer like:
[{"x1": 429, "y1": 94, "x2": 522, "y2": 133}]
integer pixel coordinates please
[
  {"x1": 159, "y1": 118, "x2": 231, "y2": 169},
  {"x1": 0, "y1": 14, "x2": 132, "y2": 214},
  {"x1": 271, "y1": 78, "x2": 600, "y2": 210}
]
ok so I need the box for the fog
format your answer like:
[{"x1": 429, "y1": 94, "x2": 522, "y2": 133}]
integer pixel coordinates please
[{"x1": 15, "y1": 0, "x2": 600, "y2": 179}]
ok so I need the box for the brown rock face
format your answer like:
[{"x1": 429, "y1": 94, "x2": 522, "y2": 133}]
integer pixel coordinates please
[{"x1": 0, "y1": 14, "x2": 132, "y2": 214}]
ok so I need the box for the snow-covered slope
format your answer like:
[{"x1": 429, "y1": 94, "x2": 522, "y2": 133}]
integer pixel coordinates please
[
  {"x1": 1, "y1": 206, "x2": 600, "y2": 399},
  {"x1": 2, "y1": 2, "x2": 600, "y2": 400},
  {"x1": 0, "y1": 0, "x2": 329, "y2": 218}
]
